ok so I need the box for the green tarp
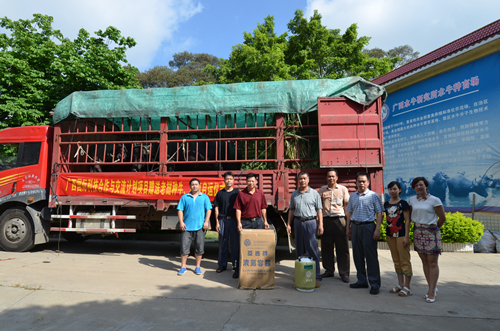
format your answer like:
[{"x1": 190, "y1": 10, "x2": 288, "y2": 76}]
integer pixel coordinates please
[{"x1": 53, "y1": 77, "x2": 387, "y2": 124}]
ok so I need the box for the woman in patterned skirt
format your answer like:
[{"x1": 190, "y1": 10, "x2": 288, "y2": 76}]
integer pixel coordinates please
[{"x1": 408, "y1": 177, "x2": 446, "y2": 303}]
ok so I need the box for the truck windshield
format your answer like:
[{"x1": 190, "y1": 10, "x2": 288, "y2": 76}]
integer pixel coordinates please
[{"x1": 0, "y1": 143, "x2": 19, "y2": 171}]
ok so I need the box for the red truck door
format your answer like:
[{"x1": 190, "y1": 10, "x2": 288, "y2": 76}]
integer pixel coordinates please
[
  {"x1": 317, "y1": 97, "x2": 384, "y2": 196},
  {"x1": 317, "y1": 97, "x2": 384, "y2": 169},
  {"x1": 0, "y1": 127, "x2": 49, "y2": 195},
  {"x1": 0, "y1": 141, "x2": 47, "y2": 198}
]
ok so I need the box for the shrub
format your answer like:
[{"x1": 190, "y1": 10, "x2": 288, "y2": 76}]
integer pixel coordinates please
[
  {"x1": 378, "y1": 212, "x2": 483, "y2": 244},
  {"x1": 440, "y1": 212, "x2": 484, "y2": 243},
  {"x1": 379, "y1": 215, "x2": 387, "y2": 241}
]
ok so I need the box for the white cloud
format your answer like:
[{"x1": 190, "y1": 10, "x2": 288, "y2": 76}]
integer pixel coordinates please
[
  {"x1": 305, "y1": 0, "x2": 500, "y2": 56},
  {"x1": 0, "y1": 0, "x2": 203, "y2": 70}
]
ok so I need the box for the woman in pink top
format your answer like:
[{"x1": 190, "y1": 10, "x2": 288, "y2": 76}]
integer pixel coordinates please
[{"x1": 408, "y1": 177, "x2": 446, "y2": 303}]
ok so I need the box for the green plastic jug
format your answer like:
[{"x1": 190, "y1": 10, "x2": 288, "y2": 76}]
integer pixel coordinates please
[{"x1": 294, "y1": 256, "x2": 316, "y2": 292}]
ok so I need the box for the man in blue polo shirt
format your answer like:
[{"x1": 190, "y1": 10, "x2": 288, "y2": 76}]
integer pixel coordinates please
[
  {"x1": 177, "y1": 178, "x2": 212, "y2": 275},
  {"x1": 346, "y1": 172, "x2": 384, "y2": 294}
]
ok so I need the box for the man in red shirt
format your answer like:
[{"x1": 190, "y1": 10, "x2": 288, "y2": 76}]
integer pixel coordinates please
[{"x1": 232, "y1": 173, "x2": 269, "y2": 278}]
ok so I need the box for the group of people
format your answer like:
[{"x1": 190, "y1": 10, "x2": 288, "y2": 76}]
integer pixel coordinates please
[
  {"x1": 176, "y1": 172, "x2": 268, "y2": 279},
  {"x1": 176, "y1": 169, "x2": 446, "y2": 302},
  {"x1": 380, "y1": 176, "x2": 446, "y2": 302}
]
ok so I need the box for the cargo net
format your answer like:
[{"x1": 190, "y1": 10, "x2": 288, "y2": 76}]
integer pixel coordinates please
[{"x1": 55, "y1": 113, "x2": 319, "y2": 173}]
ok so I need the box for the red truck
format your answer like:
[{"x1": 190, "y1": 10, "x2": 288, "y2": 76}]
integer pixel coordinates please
[{"x1": 0, "y1": 78, "x2": 386, "y2": 252}]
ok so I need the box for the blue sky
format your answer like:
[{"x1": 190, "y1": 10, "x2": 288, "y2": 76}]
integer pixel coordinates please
[
  {"x1": 2, "y1": 0, "x2": 500, "y2": 72},
  {"x1": 150, "y1": 0, "x2": 308, "y2": 66}
]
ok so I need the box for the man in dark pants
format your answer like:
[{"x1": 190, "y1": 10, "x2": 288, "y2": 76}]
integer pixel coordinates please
[
  {"x1": 319, "y1": 168, "x2": 350, "y2": 283},
  {"x1": 233, "y1": 173, "x2": 269, "y2": 278},
  {"x1": 214, "y1": 172, "x2": 240, "y2": 273},
  {"x1": 346, "y1": 172, "x2": 384, "y2": 295},
  {"x1": 287, "y1": 171, "x2": 324, "y2": 288}
]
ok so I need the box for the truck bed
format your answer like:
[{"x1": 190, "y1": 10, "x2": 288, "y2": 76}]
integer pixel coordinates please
[{"x1": 50, "y1": 97, "x2": 384, "y2": 211}]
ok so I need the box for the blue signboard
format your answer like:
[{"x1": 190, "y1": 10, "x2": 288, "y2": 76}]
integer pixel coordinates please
[{"x1": 382, "y1": 52, "x2": 500, "y2": 212}]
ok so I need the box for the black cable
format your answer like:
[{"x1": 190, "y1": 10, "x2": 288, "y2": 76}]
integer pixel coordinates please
[{"x1": 476, "y1": 160, "x2": 500, "y2": 190}]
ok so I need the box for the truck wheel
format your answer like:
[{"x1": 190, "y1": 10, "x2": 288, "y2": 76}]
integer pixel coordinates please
[
  {"x1": 268, "y1": 223, "x2": 278, "y2": 246},
  {"x1": 0, "y1": 207, "x2": 35, "y2": 252},
  {"x1": 61, "y1": 232, "x2": 91, "y2": 243}
]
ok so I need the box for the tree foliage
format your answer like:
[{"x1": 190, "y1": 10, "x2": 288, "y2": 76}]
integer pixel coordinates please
[
  {"x1": 207, "y1": 10, "x2": 399, "y2": 84},
  {"x1": 138, "y1": 51, "x2": 219, "y2": 88},
  {"x1": 208, "y1": 16, "x2": 293, "y2": 84},
  {"x1": 137, "y1": 66, "x2": 175, "y2": 88},
  {"x1": 364, "y1": 44, "x2": 420, "y2": 68},
  {"x1": 0, "y1": 14, "x2": 140, "y2": 129}
]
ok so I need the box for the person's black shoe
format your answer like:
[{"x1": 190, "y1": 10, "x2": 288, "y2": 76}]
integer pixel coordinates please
[
  {"x1": 350, "y1": 282, "x2": 369, "y2": 289},
  {"x1": 370, "y1": 287, "x2": 380, "y2": 295},
  {"x1": 232, "y1": 271, "x2": 239, "y2": 279}
]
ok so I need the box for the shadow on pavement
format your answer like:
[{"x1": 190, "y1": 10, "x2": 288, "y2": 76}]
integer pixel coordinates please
[
  {"x1": 3, "y1": 239, "x2": 500, "y2": 330},
  {"x1": 1, "y1": 279, "x2": 500, "y2": 331}
]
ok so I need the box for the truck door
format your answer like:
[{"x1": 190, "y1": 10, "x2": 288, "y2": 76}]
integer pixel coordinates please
[
  {"x1": 0, "y1": 143, "x2": 21, "y2": 198},
  {"x1": 17, "y1": 142, "x2": 43, "y2": 191},
  {"x1": 0, "y1": 142, "x2": 43, "y2": 198},
  {"x1": 317, "y1": 97, "x2": 384, "y2": 168}
]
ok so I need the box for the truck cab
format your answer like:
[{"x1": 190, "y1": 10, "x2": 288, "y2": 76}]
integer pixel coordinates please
[{"x1": 0, "y1": 126, "x2": 53, "y2": 251}]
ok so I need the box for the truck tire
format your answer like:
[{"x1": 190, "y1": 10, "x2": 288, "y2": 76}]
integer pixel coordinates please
[
  {"x1": 61, "y1": 232, "x2": 91, "y2": 243},
  {"x1": 0, "y1": 207, "x2": 35, "y2": 252},
  {"x1": 268, "y1": 222, "x2": 278, "y2": 246}
]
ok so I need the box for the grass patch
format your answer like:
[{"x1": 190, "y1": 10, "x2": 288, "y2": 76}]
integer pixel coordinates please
[
  {"x1": 205, "y1": 230, "x2": 219, "y2": 240},
  {"x1": 13, "y1": 284, "x2": 42, "y2": 291}
]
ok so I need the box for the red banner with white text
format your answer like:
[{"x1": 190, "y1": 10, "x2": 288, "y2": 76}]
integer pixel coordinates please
[{"x1": 56, "y1": 174, "x2": 225, "y2": 201}]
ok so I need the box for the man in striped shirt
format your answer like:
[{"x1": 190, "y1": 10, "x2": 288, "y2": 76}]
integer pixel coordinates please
[{"x1": 346, "y1": 172, "x2": 384, "y2": 295}]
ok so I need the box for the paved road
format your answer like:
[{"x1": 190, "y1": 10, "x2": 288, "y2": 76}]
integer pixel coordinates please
[{"x1": 1, "y1": 239, "x2": 499, "y2": 330}]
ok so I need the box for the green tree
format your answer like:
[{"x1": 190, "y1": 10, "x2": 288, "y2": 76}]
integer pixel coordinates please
[
  {"x1": 137, "y1": 66, "x2": 175, "y2": 88},
  {"x1": 363, "y1": 47, "x2": 386, "y2": 59},
  {"x1": 287, "y1": 10, "x2": 399, "y2": 80},
  {"x1": 138, "y1": 51, "x2": 219, "y2": 88},
  {"x1": 207, "y1": 16, "x2": 293, "y2": 84},
  {"x1": 207, "y1": 10, "x2": 398, "y2": 83},
  {"x1": 0, "y1": 14, "x2": 140, "y2": 129},
  {"x1": 364, "y1": 44, "x2": 420, "y2": 68}
]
